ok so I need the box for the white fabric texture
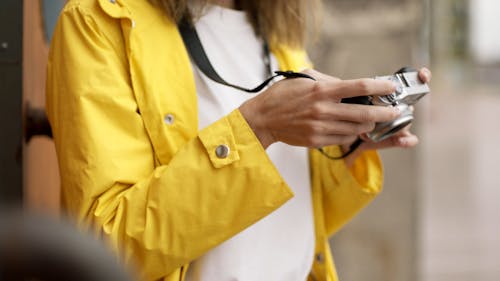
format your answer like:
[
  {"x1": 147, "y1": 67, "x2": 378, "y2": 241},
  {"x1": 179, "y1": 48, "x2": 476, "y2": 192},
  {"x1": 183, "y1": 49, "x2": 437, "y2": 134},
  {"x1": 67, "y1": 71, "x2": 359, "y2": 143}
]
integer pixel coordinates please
[{"x1": 185, "y1": 5, "x2": 315, "y2": 281}]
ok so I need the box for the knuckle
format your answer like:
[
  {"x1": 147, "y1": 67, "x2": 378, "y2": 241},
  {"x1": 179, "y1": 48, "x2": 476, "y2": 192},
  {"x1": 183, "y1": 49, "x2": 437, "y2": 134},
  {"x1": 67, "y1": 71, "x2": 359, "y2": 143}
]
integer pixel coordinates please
[
  {"x1": 304, "y1": 121, "x2": 325, "y2": 137},
  {"x1": 302, "y1": 125, "x2": 316, "y2": 136},
  {"x1": 363, "y1": 122, "x2": 376, "y2": 133},
  {"x1": 387, "y1": 108, "x2": 399, "y2": 120},
  {"x1": 356, "y1": 79, "x2": 372, "y2": 95},
  {"x1": 310, "y1": 124, "x2": 324, "y2": 134},
  {"x1": 311, "y1": 81, "x2": 327, "y2": 97},
  {"x1": 308, "y1": 103, "x2": 326, "y2": 119},
  {"x1": 359, "y1": 109, "x2": 374, "y2": 122}
]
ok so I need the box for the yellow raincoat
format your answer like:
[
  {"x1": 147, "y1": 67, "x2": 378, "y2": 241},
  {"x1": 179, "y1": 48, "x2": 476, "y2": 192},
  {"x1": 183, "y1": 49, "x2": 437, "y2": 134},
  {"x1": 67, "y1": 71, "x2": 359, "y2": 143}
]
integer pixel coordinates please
[{"x1": 46, "y1": 0, "x2": 384, "y2": 280}]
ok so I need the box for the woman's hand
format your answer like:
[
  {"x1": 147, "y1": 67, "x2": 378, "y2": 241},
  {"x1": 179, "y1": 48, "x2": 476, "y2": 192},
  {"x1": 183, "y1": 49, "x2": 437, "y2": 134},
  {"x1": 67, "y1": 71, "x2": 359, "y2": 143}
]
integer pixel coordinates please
[
  {"x1": 239, "y1": 69, "x2": 401, "y2": 149},
  {"x1": 342, "y1": 67, "x2": 432, "y2": 167}
]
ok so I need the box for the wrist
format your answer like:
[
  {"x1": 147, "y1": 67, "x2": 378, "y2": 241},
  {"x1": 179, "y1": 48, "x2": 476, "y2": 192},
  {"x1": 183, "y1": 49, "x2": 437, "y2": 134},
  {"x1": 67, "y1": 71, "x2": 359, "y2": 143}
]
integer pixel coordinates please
[
  {"x1": 239, "y1": 102, "x2": 275, "y2": 149},
  {"x1": 251, "y1": 127, "x2": 275, "y2": 149}
]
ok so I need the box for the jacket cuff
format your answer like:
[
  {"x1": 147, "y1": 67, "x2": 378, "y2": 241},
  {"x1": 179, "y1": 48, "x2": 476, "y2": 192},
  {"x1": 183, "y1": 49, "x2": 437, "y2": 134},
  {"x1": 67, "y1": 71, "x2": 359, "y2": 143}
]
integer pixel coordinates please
[
  {"x1": 321, "y1": 145, "x2": 383, "y2": 195},
  {"x1": 198, "y1": 113, "x2": 241, "y2": 168},
  {"x1": 198, "y1": 109, "x2": 271, "y2": 169}
]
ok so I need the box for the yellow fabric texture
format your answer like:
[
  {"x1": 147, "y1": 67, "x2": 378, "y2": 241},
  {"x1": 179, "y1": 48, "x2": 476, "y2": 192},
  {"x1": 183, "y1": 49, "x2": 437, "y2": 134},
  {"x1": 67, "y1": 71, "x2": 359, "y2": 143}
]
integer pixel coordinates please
[{"x1": 46, "y1": 0, "x2": 384, "y2": 280}]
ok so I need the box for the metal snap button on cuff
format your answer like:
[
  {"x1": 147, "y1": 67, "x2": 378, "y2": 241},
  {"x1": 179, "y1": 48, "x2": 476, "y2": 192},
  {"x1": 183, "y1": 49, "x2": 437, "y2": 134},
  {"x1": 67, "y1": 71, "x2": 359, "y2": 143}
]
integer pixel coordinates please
[
  {"x1": 215, "y1": 145, "x2": 230, "y2": 159},
  {"x1": 109, "y1": 0, "x2": 116, "y2": 3},
  {"x1": 164, "y1": 114, "x2": 174, "y2": 125}
]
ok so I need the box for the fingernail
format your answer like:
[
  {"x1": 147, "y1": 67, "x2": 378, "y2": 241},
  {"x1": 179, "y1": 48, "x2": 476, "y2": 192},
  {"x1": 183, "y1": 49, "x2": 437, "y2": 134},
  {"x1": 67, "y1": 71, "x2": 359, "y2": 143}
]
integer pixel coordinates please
[{"x1": 421, "y1": 69, "x2": 431, "y2": 80}]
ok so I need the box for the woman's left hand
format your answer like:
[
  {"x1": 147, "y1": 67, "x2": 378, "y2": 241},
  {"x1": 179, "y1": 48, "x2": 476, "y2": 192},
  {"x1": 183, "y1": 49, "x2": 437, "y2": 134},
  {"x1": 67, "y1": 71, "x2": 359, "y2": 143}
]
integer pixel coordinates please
[{"x1": 343, "y1": 67, "x2": 432, "y2": 167}]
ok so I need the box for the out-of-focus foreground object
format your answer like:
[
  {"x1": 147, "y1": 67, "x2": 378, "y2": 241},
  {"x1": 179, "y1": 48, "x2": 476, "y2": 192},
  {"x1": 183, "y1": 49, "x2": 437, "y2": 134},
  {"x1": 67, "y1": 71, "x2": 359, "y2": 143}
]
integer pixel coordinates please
[{"x1": 0, "y1": 209, "x2": 135, "y2": 281}]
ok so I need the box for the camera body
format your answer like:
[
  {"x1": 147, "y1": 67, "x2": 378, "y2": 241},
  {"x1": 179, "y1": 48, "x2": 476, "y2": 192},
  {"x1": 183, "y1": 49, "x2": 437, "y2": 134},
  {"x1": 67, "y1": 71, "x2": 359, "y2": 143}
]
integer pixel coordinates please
[{"x1": 342, "y1": 69, "x2": 430, "y2": 142}]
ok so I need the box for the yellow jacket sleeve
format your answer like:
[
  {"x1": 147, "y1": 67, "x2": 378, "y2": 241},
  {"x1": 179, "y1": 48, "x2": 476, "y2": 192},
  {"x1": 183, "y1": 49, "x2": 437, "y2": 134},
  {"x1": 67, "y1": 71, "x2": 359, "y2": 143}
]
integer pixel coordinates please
[
  {"x1": 46, "y1": 5, "x2": 293, "y2": 280},
  {"x1": 311, "y1": 146, "x2": 383, "y2": 236}
]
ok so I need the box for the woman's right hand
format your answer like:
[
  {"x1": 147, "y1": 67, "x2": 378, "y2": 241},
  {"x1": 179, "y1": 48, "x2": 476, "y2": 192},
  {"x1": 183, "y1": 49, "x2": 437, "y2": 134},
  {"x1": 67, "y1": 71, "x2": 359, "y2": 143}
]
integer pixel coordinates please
[{"x1": 239, "y1": 69, "x2": 401, "y2": 149}]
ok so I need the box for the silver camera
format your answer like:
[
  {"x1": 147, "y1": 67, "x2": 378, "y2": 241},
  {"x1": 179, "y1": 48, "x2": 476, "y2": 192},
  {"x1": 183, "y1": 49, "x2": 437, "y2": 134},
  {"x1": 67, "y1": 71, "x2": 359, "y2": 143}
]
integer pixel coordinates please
[{"x1": 342, "y1": 68, "x2": 430, "y2": 142}]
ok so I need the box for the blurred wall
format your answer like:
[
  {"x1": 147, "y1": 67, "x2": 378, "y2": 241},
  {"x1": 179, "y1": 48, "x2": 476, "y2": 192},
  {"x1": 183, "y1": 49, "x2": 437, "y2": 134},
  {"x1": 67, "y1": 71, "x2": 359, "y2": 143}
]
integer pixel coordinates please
[
  {"x1": 421, "y1": 1, "x2": 500, "y2": 281},
  {"x1": 308, "y1": 1, "x2": 428, "y2": 281}
]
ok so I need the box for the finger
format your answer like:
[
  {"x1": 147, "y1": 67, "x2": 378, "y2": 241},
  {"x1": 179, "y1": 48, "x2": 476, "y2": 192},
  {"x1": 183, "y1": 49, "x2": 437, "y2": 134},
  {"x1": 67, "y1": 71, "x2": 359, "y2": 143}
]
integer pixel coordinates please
[
  {"x1": 312, "y1": 134, "x2": 359, "y2": 148},
  {"x1": 395, "y1": 134, "x2": 419, "y2": 147},
  {"x1": 333, "y1": 78, "x2": 396, "y2": 99},
  {"x1": 330, "y1": 103, "x2": 400, "y2": 123},
  {"x1": 314, "y1": 120, "x2": 376, "y2": 136},
  {"x1": 377, "y1": 134, "x2": 419, "y2": 149},
  {"x1": 418, "y1": 67, "x2": 432, "y2": 83}
]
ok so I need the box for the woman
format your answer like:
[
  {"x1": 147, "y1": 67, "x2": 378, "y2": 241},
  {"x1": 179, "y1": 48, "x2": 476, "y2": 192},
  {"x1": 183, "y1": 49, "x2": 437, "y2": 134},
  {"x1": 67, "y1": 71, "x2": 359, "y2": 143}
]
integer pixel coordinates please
[{"x1": 46, "y1": 0, "x2": 431, "y2": 280}]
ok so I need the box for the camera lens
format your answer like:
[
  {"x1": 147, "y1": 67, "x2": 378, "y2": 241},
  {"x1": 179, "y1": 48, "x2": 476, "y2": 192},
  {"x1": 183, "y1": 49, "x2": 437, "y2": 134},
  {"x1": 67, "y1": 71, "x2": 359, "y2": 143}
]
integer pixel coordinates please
[{"x1": 367, "y1": 104, "x2": 413, "y2": 142}]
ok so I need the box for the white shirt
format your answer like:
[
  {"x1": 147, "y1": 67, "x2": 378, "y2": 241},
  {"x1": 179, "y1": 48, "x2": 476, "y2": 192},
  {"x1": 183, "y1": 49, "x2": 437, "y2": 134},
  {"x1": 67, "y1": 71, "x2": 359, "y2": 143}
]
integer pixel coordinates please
[{"x1": 186, "y1": 5, "x2": 315, "y2": 281}]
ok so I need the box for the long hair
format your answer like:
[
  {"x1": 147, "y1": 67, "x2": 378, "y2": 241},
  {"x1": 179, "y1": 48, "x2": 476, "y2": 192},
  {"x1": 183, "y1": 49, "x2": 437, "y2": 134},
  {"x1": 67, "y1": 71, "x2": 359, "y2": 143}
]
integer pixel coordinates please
[{"x1": 148, "y1": 0, "x2": 322, "y2": 48}]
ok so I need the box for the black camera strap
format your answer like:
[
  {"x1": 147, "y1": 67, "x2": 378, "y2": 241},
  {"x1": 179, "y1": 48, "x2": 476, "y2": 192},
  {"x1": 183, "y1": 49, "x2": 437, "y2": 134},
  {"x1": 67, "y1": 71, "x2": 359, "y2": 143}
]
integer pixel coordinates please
[
  {"x1": 178, "y1": 17, "x2": 359, "y2": 159},
  {"x1": 178, "y1": 18, "x2": 315, "y2": 93},
  {"x1": 317, "y1": 138, "x2": 363, "y2": 160}
]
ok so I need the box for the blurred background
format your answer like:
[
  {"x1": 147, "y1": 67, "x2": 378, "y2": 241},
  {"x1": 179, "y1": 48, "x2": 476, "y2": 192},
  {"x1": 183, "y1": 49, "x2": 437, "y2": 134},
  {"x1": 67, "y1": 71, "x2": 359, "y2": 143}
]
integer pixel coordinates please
[
  {"x1": 0, "y1": 0, "x2": 499, "y2": 281},
  {"x1": 309, "y1": 0, "x2": 500, "y2": 281}
]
